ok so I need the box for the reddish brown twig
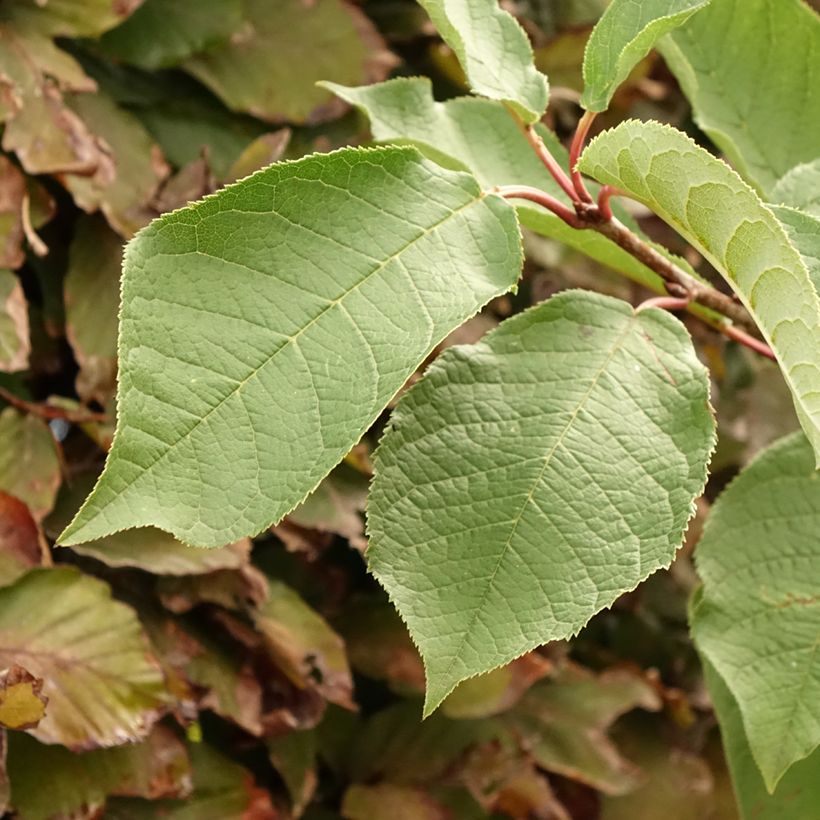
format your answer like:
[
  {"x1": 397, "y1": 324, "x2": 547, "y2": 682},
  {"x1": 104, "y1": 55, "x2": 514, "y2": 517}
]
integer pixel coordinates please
[
  {"x1": 569, "y1": 111, "x2": 596, "y2": 204},
  {"x1": 0, "y1": 387, "x2": 109, "y2": 424}
]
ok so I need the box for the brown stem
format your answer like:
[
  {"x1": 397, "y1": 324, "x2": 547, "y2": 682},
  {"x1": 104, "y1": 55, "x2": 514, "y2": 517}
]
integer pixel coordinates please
[
  {"x1": 495, "y1": 185, "x2": 583, "y2": 228},
  {"x1": 570, "y1": 111, "x2": 596, "y2": 204},
  {"x1": 0, "y1": 387, "x2": 109, "y2": 424},
  {"x1": 521, "y1": 125, "x2": 579, "y2": 204},
  {"x1": 595, "y1": 217, "x2": 754, "y2": 329}
]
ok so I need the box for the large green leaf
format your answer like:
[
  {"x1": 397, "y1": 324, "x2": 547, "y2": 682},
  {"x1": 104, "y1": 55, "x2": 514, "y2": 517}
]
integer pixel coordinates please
[
  {"x1": 580, "y1": 0, "x2": 711, "y2": 112},
  {"x1": 368, "y1": 290, "x2": 715, "y2": 712},
  {"x1": 183, "y1": 0, "x2": 395, "y2": 124},
  {"x1": 692, "y1": 432, "x2": 820, "y2": 790},
  {"x1": 771, "y1": 160, "x2": 820, "y2": 218},
  {"x1": 0, "y1": 567, "x2": 169, "y2": 748},
  {"x1": 703, "y1": 658, "x2": 820, "y2": 818},
  {"x1": 417, "y1": 0, "x2": 548, "y2": 123},
  {"x1": 659, "y1": 0, "x2": 820, "y2": 195},
  {"x1": 325, "y1": 77, "x2": 693, "y2": 297},
  {"x1": 579, "y1": 120, "x2": 820, "y2": 464},
  {"x1": 60, "y1": 146, "x2": 521, "y2": 548}
]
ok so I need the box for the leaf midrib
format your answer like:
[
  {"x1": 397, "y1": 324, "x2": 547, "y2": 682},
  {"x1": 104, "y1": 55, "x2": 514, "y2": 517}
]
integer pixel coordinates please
[{"x1": 438, "y1": 310, "x2": 638, "y2": 686}]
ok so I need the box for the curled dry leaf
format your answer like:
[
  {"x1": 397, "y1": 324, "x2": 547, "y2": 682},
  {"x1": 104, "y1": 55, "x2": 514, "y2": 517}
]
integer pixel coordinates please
[
  {"x1": 254, "y1": 580, "x2": 354, "y2": 710},
  {"x1": 0, "y1": 665, "x2": 47, "y2": 730},
  {"x1": 0, "y1": 491, "x2": 47, "y2": 588},
  {"x1": 0, "y1": 157, "x2": 25, "y2": 270},
  {"x1": 6, "y1": 724, "x2": 192, "y2": 819},
  {"x1": 0, "y1": 270, "x2": 29, "y2": 372},
  {"x1": 0, "y1": 567, "x2": 170, "y2": 749}
]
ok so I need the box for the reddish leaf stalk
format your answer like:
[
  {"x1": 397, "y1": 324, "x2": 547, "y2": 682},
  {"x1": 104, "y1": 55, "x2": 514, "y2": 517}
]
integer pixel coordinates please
[
  {"x1": 522, "y1": 125, "x2": 579, "y2": 204},
  {"x1": 569, "y1": 111, "x2": 596, "y2": 204},
  {"x1": 494, "y1": 185, "x2": 583, "y2": 228},
  {"x1": 0, "y1": 387, "x2": 108, "y2": 424}
]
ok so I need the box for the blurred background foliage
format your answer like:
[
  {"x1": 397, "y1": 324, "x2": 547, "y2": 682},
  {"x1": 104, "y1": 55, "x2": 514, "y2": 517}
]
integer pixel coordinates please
[{"x1": 0, "y1": 0, "x2": 808, "y2": 817}]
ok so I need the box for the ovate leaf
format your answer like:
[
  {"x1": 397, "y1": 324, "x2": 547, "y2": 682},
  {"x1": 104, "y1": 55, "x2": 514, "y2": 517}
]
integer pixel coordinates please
[
  {"x1": 368, "y1": 291, "x2": 715, "y2": 712},
  {"x1": 417, "y1": 0, "x2": 548, "y2": 123},
  {"x1": 0, "y1": 567, "x2": 169, "y2": 748},
  {"x1": 580, "y1": 0, "x2": 711, "y2": 112},
  {"x1": 771, "y1": 160, "x2": 820, "y2": 218},
  {"x1": 59, "y1": 146, "x2": 522, "y2": 548},
  {"x1": 659, "y1": 0, "x2": 820, "y2": 195},
  {"x1": 703, "y1": 658, "x2": 820, "y2": 818},
  {"x1": 692, "y1": 432, "x2": 820, "y2": 790},
  {"x1": 0, "y1": 492, "x2": 44, "y2": 587},
  {"x1": 579, "y1": 120, "x2": 820, "y2": 464}
]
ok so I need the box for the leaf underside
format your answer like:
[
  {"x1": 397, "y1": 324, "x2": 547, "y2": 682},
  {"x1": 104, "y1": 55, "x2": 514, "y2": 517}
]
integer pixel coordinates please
[
  {"x1": 368, "y1": 290, "x2": 715, "y2": 713},
  {"x1": 578, "y1": 119, "x2": 820, "y2": 465},
  {"x1": 59, "y1": 146, "x2": 522, "y2": 547},
  {"x1": 580, "y1": 0, "x2": 711, "y2": 113},
  {"x1": 417, "y1": 0, "x2": 548, "y2": 123}
]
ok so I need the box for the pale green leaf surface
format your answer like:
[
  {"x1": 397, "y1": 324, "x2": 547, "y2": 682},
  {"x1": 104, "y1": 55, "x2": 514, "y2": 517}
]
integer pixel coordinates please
[
  {"x1": 579, "y1": 120, "x2": 820, "y2": 464},
  {"x1": 417, "y1": 0, "x2": 548, "y2": 123},
  {"x1": 0, "y1": 567, "x2": 169, "y2": 748},
  {"x1": 325, "y1": 77, "x2": 699, "y2": 297},
  {"x1": 580, "y1": 0, "x2": 710, "y2": 112},
  {"x1": 368, "y1": 290, "x2": 715, "y2": 712},
  {"x1": 771, "y1": 160, "x2": 820, "y2": 218},
  {"x1": 692, "y1": 432, "x2": 820, "y2": 790},
  {"x1": 99, "y1": 0, "x2": 243, "y2": 69},
  {"x1": 703, "y1": 657, "x2": 820, "y2": 819},
  {"x1": 659, "y1": 0, "x2": 820, "y2": 195},
  {"x1": 59, "y1": 146, "x2": 522, "y2": 548},
  {"x1": 771, "y1": 206, "x2": 820, "y2": 295}
]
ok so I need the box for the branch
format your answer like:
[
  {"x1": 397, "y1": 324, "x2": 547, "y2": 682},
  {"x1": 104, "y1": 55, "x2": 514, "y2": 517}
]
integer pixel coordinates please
[
  {"x1": 521, "y1": 125, "x2": 579, "y2": 204},
  {"x1": 0, "y1": 387, "x2": 109, "y2": 424}
]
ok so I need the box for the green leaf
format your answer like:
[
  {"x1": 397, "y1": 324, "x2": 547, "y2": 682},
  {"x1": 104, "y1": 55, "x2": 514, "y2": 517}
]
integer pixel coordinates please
[
  {"x1": 342, "y1": 783, "x2": 451, "y2": 820},
  {"x1": 417, "y1": 0, "x2": 548, "y2": 123},
  {"x1": 0, "y1": 567, "x2": 169, "y2": 748},
  {"x1": 578, "y1": 119, "x2": 820, "y2": 465},
  {"x1": 771, "y1": 160, "x2": 820, "y2": 218},
  {"x1": 703, "y1": 658, "x2": 820, "y2": 818},
  {"x1": 7, "y1": 726, "x2": 191, "y2": 820},
  {"x1": 692, "y1": 432, "x2": 820, "y2": 790},
  {"x1": 580, "y1": 0, "x2": 711, "y2": 112},
  {"x1": 0, "y1": 409, "x2": 60, "y2": 522},
  {"x1": 98, "y1": 0, "x2": 243, "y2": 70},
  {"x1": 771, "y1": 206, "x2": 820, "y2": 294},
  {"x1": 0, "y1": 0, "x2": 142, "y2": 38},
  {"x1": 325, "y1": 77, "x2": 697, "y2": 298},
  {"x1": 0, "y1": 270, "x2": 29, "y2": 372},
  {"x1": 659, "y1": 0, "x2": 820, "y2": 195},
  {"x1": 368, "y1": 290, "x2": 715, "y2": 712},
  {"x1": 183, "y1": 0, "x2": 395, "y2": 124},
  {"x1": 59, "y1": 146, "x2": 521, "y2": 548}
]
